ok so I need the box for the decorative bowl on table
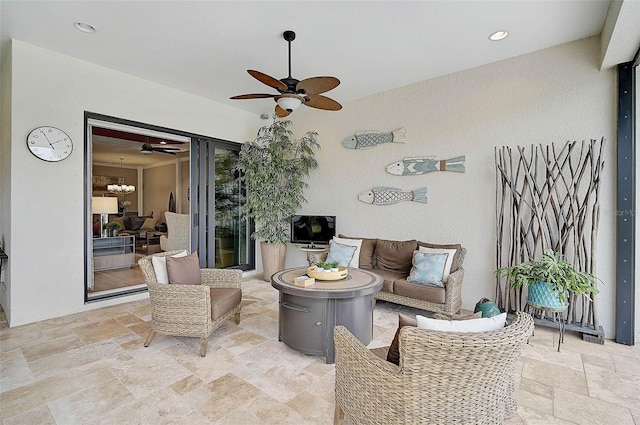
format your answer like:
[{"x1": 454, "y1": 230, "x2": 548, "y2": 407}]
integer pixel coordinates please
[{"x1": 307, "y1": 265, "x2": 348, "y2": 281}]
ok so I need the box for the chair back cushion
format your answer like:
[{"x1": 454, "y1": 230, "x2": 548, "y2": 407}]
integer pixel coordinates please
[
  {"x1": 151, "y1": 250, "x2": 188, "y2": 284},
  {"x1": 416, "y1": 312, "x2": 507, "y2": 332},
  {"x1": 166, "y1": 252, "x2": 201, "y2": 285}
]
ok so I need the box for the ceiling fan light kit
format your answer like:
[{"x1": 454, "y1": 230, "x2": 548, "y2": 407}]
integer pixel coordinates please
[{"x1": 231, "y1": 30, "x2": 342, "y2": 117}]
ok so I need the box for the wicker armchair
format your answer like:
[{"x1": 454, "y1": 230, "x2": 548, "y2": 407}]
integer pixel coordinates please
[
  {"x1": 333, "y1": 312, "x2": 534, "y2": 425},
  {"x1": 138, "y1": 250, "x2": 242, "y2": 357}
]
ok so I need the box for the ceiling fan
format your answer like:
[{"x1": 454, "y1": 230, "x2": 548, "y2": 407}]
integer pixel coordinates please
[
  {"x1": 230, "y1": 30, "x2": 342, "y2": 117},
  {"x1": 140, "y1": 143, "x2": 181, "y2": 155}
]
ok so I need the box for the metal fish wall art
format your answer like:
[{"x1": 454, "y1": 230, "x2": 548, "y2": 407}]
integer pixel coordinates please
[
  {"x1": 386, "y1": 156, "x2": 465, "y2": 176},
  {"x1": 358, "y1": 186, "x2": 427, "y2": 206},
  {"x1": 342, "y1": 128, "x2": 406, "y2": 149}
]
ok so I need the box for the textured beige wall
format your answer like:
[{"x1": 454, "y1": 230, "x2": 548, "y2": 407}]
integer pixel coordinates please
[
  {"x1": 5, "y1": 40, "x2": 257, "y2": 326},
  {"x1": 293, "y1": 36, "x2": 619, "y2": 337},
  {"x1": 143, "y1": 163, "x2": 176, "y2": 221}
]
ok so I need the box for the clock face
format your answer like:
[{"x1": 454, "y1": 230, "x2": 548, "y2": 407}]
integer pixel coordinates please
[{"x1": 26, "y1": 126, "x2": 73, "y2": 162}]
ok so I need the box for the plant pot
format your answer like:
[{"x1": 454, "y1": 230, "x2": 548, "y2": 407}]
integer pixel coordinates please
[
  {"x1": 261, "y1": 242, "x2": 287, "y2": 282},
  {"x1": 527, "y1": 281, "x2": 568, "y2": 310}
]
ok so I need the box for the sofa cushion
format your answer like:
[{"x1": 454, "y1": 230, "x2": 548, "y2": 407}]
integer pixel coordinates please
[
  {"x1": 210, "y1": 288, "x2": 242, "y2": 320},
  {"x1": 166, "y1": 252, "x2": 202, "y2": 285},
  {"x1": 374, "y1": 269, "x2": 407, "y2": 294},
  {"x1": 326, "y1": 240, "x2": 357, "y2": 267},
  {"x1": 407, "y1": 251, "x2": 448, "y2": 286},
  {"x1": 417, "y1": 242, "x2": 463, "y2": 271},
  {"x1": 375, "y1": 239, "x2": 417, "y2": 274},
  {"x1": 332, "y1": 236, "x2": 363, "y2": 268},
  {"x1": 338, "y1": 234, "x2": 376, "y2": 269},
  {"x1": 393, "y1": 278, "x2": 446, "y2": 304}
]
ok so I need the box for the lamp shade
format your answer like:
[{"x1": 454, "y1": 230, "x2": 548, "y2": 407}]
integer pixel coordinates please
[
  {"x1": 92, "y1": 197, "x2": 118, "y2": 214},
  {"x1": 276, "y1": 96, "x2": 302, "y2": 112}
]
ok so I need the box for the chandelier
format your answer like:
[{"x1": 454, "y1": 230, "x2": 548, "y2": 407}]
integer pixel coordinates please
[{"x1": 107, "y1": 158, "x2": 135, "y2": 195}]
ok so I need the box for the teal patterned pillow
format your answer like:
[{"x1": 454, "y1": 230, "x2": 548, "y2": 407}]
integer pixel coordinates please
[
  {"x1": 326, "y1": 240, "x2": 357, "y2": 267},
  {"x1": 407, "y1": 251, "x2": 448, "y2": 286}
]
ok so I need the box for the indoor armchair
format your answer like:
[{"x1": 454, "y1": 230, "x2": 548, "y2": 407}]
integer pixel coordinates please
[{"x1": 138, "y1": 250, "x2": 242, "y2": 357}]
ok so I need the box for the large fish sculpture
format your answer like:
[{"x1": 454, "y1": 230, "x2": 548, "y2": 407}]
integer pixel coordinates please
[
  {"x1": 342, "y1": 128, "x2": 406, "y2": 149},
  {"x1": 358, "y1": 186, "x2": 427, "y2": 206},
  {"x1": 386, "y1": 155, "x2": 465, "y2": 176}
]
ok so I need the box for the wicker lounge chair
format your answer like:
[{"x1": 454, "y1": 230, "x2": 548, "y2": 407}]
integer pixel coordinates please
[
  {"x1": 333, "y1": 312, "x2": 534, "y2": 425},
  {"x1": 138, "y1": 250, "x2": 242, "y2": 357}
]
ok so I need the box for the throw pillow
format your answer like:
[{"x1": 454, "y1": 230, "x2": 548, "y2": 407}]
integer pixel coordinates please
[
  {"x1": 166, "y1": 252, "x2": 202, "y2": 285},
  {"x1": 386, "y1": 313, "x2": 417, "y2": 365},
  {"x1": 416, "y1": 312, "x2": 507, "y2": 332},
  {"x1": 375, "y1": 239, "x2": 418, "y2": 274},
  {"x1": 325, "y1": 240, "x2": 357, "y2": 267},
  {"x1": 151, "y1": 250, "x2": 188, "y2": 284},
  {"x1": 141, "y1": 218, "x2": 158, "y2": 230},
  {"x1": 128, "y1": 216, "x2": 147, "y2": 231},
  {"x1": 417, "y1": 242, "x2": 462, "y2": 270},
  {"x1": 332, "y1": 236, "x2": 363, "y2": 268},
  {"x1": 417, "y1": 246, "x2": 457, "y2": 283},
  {"x1": 406, "y1": 251, "x2": 448, "y2": 287}
]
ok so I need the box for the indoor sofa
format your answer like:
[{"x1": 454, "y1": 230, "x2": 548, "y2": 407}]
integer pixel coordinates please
[{"x1": 310, "y1": 235, "x2": 466, "y2": 316}]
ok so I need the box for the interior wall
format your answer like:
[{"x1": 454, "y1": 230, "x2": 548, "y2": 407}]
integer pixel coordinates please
[
  {"x1": 92, "y1": 164, "x2": 139, "y2": 213},
  {"x1": 5, "y1": 40, "x2": 259, "y2": 326},
  {"x1": 143, "y1": 163, "x2": 176, "y2": 222},
  {"x1": 292, "y1": 36, "x2": 619, "y2": 338},
  {"x1": 180, "y1": 158, "x2": 189, "y2": 214}
]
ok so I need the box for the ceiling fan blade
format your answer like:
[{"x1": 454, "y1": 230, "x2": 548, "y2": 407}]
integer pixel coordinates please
[
  {"x1": 230, "y1": 93, "x2": 277, "y2": 100},
  {"x1": 297, "y1": 77, "x2": 340, "y2": 95},
  {"x1": 303, "y1": 94, "x2": 342, "y2": 111},
  {"x1": 275, "y1": 105, "x2": 291, "y2": 118},
  {"x1": 248, "y1": 70, "x2": 287, "y2": 91}
]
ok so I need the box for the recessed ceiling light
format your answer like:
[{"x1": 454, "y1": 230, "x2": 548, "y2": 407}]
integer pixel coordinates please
[
  {"x1": 74, "y1": 22, "x2": 96, "y2": 33},
  {"x1": 489, "y1": 31, "x2": 509, "y2": 41}
]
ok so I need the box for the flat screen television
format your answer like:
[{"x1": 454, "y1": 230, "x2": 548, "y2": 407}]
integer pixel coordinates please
[{"x1": 290, "y1": 215, "x2": 336, "y2": 247}]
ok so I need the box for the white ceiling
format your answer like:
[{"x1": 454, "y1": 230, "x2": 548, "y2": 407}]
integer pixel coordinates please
[{"x1": 4, "y1": 0, "x2": 636, "y2": 121}]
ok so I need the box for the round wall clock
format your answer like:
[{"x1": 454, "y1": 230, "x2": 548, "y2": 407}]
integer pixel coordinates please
[{"x1": 26, "y1": 126, "x2": 73, "y2": 162}]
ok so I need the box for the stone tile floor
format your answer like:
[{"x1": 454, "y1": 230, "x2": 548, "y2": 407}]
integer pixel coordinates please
[{"x1": 1, "y1": 279, "x2": 639, "y2": 424}]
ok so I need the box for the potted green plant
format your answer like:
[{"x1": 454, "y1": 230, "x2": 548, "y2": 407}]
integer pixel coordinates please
[
  {"x1": 236, "y1": 118, "x2": 320, "y2": 281},
  {"x1": 495, "y1": 249, "x2": 599, "y2": 310},
  {"x1": 105, "y1": 221, "x2": 123, "y2": 237}
]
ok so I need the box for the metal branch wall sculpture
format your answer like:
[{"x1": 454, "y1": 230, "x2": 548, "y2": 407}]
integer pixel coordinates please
[{"x1": 494, "y1": 138, "x2": 605, "y2": 331}]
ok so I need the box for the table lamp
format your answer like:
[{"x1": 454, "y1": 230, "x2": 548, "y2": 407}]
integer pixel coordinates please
[{"x1": 92, "y1": 197, "x2": 118, "y2": 238}]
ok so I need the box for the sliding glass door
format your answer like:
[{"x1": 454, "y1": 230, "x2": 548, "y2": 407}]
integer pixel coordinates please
[{"x1": 190, "y1": 138, "x2": 254, "y2": 271}]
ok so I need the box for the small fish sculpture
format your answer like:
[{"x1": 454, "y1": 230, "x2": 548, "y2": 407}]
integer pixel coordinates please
[
  {"x1": 358, "y1": 186, "x2": 428, "y2": 206},
  {"x1": 342, "y1": 128, "x2": 406, "y2": 149},
  {"x1": 386, "y1": 155, "x2": 465, "y2": 176}
]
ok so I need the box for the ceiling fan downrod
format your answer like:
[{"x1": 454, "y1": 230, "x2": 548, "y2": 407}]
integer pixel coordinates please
[{"x1": 281, "y1": 30, "x2": 301, "y2": 94}]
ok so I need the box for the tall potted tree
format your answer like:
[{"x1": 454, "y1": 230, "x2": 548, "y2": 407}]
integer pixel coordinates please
[{"x1": 236, "y1": 118, "x2": 320, "y2": 281}]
